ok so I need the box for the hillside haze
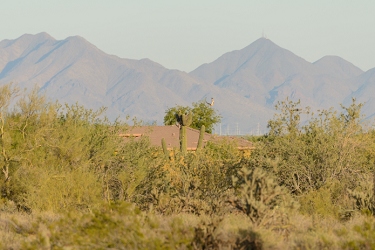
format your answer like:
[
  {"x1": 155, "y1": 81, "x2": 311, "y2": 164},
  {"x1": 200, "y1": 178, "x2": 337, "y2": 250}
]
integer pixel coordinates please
[
  {"x1": 0, "y1": 33, "x2": 373, "y2": 134},
  {"x1": 190, "y1": 38, "x2": 364, "y2": 109}
]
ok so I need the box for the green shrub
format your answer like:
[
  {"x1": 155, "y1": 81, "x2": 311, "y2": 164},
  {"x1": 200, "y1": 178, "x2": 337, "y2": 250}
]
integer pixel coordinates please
[
  {"x1": 340, "y1": 219, "x2": 375, "y2": 249},
  {"x1": 17, "y1": 167, "x2": 102, "y2": 212},
  {"x1": 192, "y1": 215, "x2": 263, "y2": 250},
  {"x1": 133, "y1": 140, "x2": 241, "y2": 215},
  {"x1": 347, "y1": 174, "x2": 375, "y2": 215},
  {"x1": 299, "y1": 183, "x2": 340, "y2": 218},
  {"x1": 246, "y1": 98, "x2": 375, "y2": 212},
  {"x1": 231, "y1": 166, "x2": 298, "y2": 229},
  {"x1": 24, "y1": 202, "x2": 196, "y2": 249}
]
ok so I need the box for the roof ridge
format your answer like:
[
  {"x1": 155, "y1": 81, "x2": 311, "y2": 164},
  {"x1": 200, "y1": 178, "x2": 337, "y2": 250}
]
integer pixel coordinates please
[{"x1": 185, "y1": 126, "x2": 199, "y2": 132}]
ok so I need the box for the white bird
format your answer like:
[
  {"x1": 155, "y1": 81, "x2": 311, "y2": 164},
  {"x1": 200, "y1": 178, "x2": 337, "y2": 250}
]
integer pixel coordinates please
[{"x1": 206, "y1": 97, "x2": 214, "y2": 106}]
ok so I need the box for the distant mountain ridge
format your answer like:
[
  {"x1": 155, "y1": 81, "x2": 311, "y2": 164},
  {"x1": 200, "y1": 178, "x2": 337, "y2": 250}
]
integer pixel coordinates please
[
  {"x1": 190, "y1": 38, "x2": 364, "y2": 109},
  {"x1": 0, "y1": 33, "x2": 374, "y2": 134}
]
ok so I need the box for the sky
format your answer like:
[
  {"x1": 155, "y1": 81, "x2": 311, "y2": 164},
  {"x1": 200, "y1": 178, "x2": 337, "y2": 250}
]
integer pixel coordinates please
[{"x1": 1, "y1": 0, "x2": 374, "y2": 72}]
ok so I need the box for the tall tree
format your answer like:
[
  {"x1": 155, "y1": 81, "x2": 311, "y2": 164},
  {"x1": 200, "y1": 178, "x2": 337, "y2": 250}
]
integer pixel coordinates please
[{"x1": 163, "y1": 100, "x2": 221, "y2": 133}]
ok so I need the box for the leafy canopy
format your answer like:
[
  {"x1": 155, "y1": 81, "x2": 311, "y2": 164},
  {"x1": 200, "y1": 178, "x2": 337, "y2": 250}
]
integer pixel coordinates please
[{"x1": 163, "y1": 100, "x2": 221, "y2": 133}]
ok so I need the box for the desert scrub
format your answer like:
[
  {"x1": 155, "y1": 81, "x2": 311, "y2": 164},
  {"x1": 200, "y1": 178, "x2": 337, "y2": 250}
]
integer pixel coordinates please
[
  {"x1": 230, "y1": 166, "x2": 298, "y2": 229},
  {"x1": 246, "y1": 98, "x2": 375, "y2": 214},
  {"x1": 340, "y1": 219, "x2": 375, "y2": 249},
  {"x1": 298, "y1": 182, "x2": 342, "y2": 218},
  {"x1": 133, "y1": 140, "x2": 241, "y2": 216},
  {"x1": 24, "y1": 202, "x2": 195, "y2": 249},
  {"x1": 0, "y1": 208, "x2": 60, "y2": 250}
]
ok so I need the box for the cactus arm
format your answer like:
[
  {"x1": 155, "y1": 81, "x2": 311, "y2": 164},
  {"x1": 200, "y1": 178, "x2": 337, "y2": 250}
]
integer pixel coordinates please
[
  {"x1": 180, "y1": 126, "x2": 187, "y2": 153},
  {"x1": 161, "y1": 138, "x2": 169, "y2": 158},
  {"x1": 197, "y1": 125, "x2": 205, "y2": 150}
]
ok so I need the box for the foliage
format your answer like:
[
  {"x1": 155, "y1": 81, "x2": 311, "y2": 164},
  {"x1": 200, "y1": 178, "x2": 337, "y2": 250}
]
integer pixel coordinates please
[
  {"x1": 0, "y1": 84, "x2": 129, "y2": 212},
  {"x1": 231, "y1": 166, "x2": 298, "y2": 228},
  {"x1": 133, "y1": 141, "x2": 241, "y2": 215},
  {"x1": 191, "y1": 214, "x2": 263, "y2": 249},
  {"x1": 106, "y1": 136, "x2": 162, "y2": 203},
  {"x1": 341, "y1": 220, "x2": 375, "y2": 249},
  {"x1": 164, "y1": 100, "x2": 221, "y2": 133},
  {"x1": 298, "y1": 182, "x2": 341, "y2": 218},
  {"x1": 347, "y1": 174, "x2": 375, "y2": 215},
  {"x1": 24, "y1": 202, "x2": 195, "y2": 249},
  {"x1": 246, "y1": 98, "x2": 375, "y2": 211},
  {"x1": 1, "y1": 84, "x2": 375, "y2": 249}
]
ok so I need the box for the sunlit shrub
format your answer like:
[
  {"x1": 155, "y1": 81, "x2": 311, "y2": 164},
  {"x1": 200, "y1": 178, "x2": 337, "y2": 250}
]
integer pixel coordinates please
[{"x1": 230, "y1": 166, "x2": 298, "y2": 229}]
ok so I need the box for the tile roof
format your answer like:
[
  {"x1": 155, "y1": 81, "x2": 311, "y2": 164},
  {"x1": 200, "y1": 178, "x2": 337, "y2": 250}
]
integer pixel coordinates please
[{"x1": 120, "y1": 125, "x2": 253, "y2": 150}]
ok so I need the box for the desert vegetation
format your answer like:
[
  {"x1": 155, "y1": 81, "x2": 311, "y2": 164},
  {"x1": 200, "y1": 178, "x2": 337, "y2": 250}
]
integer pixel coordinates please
[
  {"x1": 1, "y1": 83, "x2": 375, "y2": 249},
  {"x1": 164, "y1": 100, "x2": 221, "y2": 134}
]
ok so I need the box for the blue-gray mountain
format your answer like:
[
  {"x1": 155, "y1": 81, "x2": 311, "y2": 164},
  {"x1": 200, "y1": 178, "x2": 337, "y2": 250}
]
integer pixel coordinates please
[{"x1": 0, "y1": 33, "x2": 373, "y2": 134}]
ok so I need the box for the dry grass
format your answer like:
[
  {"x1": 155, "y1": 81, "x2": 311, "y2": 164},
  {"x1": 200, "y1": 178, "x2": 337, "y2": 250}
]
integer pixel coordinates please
[
  {"x1": 1, "y1": 207, "x2": 375, "y2": 249},
  {"x1": 0, "y1": 200, "x2": 61, "y2": 249}
]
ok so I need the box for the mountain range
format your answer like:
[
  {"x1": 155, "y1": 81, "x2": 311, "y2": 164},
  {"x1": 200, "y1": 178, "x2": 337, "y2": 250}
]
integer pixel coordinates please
[{"x1": 0, "y1": 33, "x2": 374, "y2": 134}]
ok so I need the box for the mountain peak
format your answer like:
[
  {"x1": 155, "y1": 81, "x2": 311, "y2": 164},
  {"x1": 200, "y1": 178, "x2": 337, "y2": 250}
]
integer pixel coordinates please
[
  {"x1": 0, "y1": 32, "x2": 55, "y2": 50},
  {"x1": 0, "y1": 32, "x2": 56, "y2": 66},
  {"x1": 65, "y1": 35, "x2": 88, "y2": 42},
  {"x1": 241, "y1": 37, "x2": 279, "y2": 51},
  {"x1": 64, "y1": 35, "x2": 94, "y2": 47},
  {"x1": 253, "y1": 36, "x2": 275, "y2": 44},
  {"x1": 61, "y1": 35, "x2": 104, "y2": 55},
  {"x1": 314, "y1": 55, "x2": 352, "y2": 66},
  {"x1": 190, "y1": 36, "x2": 310, "y2": 88},
  {"x1": 314, "y1": 55, "x2": 363, "y2": 78},
  {"x1": 34, "y1": 32, "x2": 55, "y2": 40},
  {"x1": 16, "y1": 32, "x2": 55, "y2": 43}
]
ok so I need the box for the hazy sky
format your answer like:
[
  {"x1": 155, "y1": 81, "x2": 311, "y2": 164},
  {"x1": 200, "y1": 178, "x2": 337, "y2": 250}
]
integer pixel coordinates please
[{"x1": 1, "y1": 0, "x2": 374, "y2": 72}]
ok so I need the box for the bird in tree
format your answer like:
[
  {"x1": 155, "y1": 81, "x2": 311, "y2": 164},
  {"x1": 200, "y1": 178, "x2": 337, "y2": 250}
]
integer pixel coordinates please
[
  {"x1": 164, "y1": 100, "x2": 221, "y2": 133},
  {"x1": 206, "y1": 97, "x2": 214, "y2": 106}
]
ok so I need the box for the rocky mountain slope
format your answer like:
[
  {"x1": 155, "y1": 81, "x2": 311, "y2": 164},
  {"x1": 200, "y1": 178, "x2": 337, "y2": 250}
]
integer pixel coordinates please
[
  {"x1": 0, "y1": 33, "x2": 373, "y2": 134},
  {"x1": 190, "y1": 38, "x2": 364, "y2": 109}
]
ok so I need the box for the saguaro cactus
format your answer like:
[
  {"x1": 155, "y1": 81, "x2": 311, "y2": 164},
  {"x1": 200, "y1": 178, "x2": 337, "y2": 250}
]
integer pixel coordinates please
[
  {"x1": 161, "y1": 138, "x2": 169, "y2": 158},
  {"x1": 176, "y1": 111, "x2": 193, "y2": 153},
  {"x1": 197, "y1": 125, "x2": 205, "y2": 150}
]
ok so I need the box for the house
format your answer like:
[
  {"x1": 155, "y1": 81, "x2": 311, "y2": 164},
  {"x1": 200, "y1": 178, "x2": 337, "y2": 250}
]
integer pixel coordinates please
[{"x1": 120, "y1": 125, "x2": 254, "y2": 151}]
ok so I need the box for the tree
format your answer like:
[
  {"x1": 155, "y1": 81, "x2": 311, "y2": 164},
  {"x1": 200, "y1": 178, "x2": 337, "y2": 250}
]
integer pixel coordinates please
[
  {"x1": 244, "y1": 98, "x2": 375, "y2": 216},
  {"x1": 0, "y1": 83, "x2": 130, "y2": 211},
  {"x1": 163, "y1": 100, "x2": 221, "y2": 133}
]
